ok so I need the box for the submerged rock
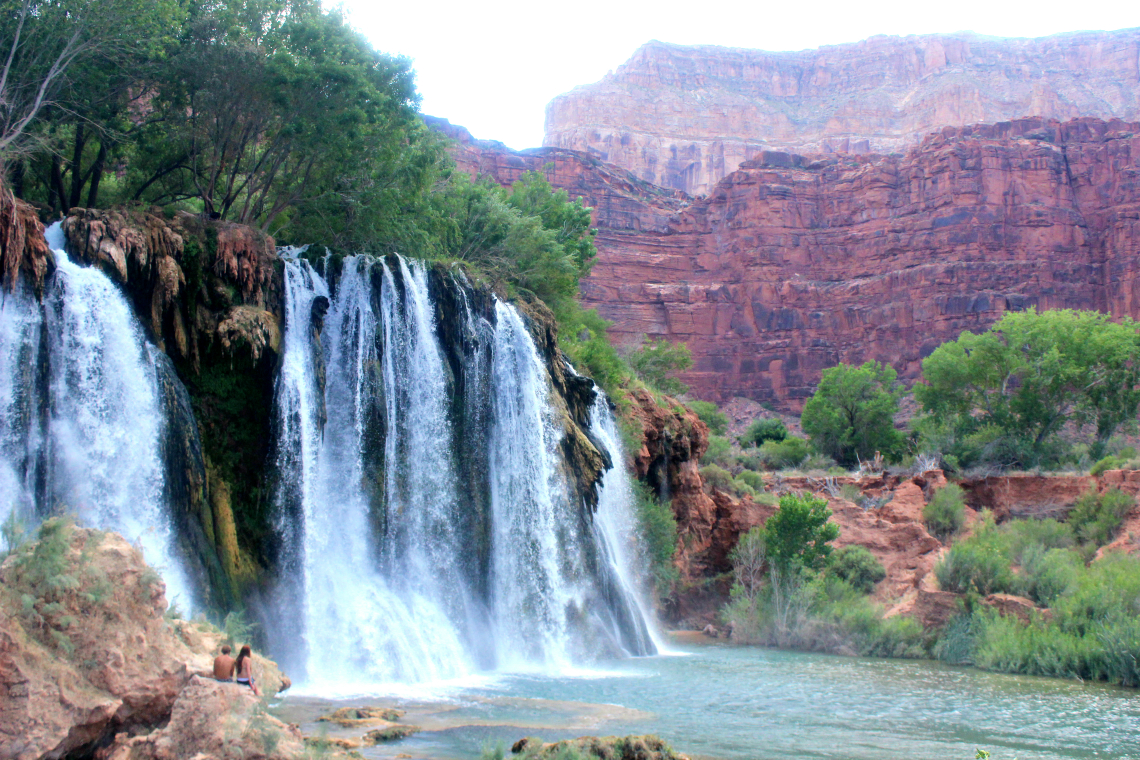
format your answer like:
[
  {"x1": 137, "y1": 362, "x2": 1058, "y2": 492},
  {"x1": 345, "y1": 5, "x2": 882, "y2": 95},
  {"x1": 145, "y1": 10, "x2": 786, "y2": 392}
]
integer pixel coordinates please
[
  {"x1": 317, "y1": 706, "x2": 403, "y2": 727},
  {"x1": 511, "y1": 734, "x2": 688, "y2": 760},
  {"x1": 362, "y1": 724, "x2": 420, "y2": 744}
]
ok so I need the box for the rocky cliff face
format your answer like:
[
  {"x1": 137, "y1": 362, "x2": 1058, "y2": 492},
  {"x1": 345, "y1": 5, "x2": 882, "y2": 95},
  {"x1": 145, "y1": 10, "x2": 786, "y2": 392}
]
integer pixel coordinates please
[
  {"x1": 0, "y1": 524, "x2": 292, "y2": 760},
  {"x1": 544, "y1": 30, "x2": 1140, "y2": 195},
  {"x1": 445, "y1": 117, "x2": 1140, "y2": 408}
]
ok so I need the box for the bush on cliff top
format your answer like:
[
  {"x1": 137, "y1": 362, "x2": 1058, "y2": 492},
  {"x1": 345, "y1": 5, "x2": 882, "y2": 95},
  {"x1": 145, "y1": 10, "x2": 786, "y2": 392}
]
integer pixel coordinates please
[{"x1": 923, "y1": 483, "x2": 967, "y2": 542}]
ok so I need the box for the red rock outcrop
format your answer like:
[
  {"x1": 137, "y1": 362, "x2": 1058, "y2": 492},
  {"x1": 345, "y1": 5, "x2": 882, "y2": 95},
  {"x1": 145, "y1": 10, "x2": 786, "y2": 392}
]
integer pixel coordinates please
[
  {"x1": 545, "y1": 31, "x2": 1140, "y2": 195},
  {"x1": 442, "y1": 116, "x2": 1140, "y2": 408},
  {"x1": 0, "y1": 524, "x2": 289, "y2": 760}
]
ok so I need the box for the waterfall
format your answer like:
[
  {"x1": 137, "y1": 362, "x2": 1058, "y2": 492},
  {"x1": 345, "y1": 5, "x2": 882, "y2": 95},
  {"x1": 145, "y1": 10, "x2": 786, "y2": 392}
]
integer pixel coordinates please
[
  {"x1": 0, "y1": 224, "x2": 191, "y2": 607},
  {"x1": 588, "y1": 395, "x2": 664, "y2": 656},
  {"x1": 272, "y1": 255, "x2": 470, "y2": 687},
  {"x1": 488, "y1": 301, "x2": 581, "y2": 668},
  {"x1": 0, "y1": 281, "x2": 44, "y2": 552},
  {"x1": 272, "y1": 252, "x2": 659, "y2": 686}
]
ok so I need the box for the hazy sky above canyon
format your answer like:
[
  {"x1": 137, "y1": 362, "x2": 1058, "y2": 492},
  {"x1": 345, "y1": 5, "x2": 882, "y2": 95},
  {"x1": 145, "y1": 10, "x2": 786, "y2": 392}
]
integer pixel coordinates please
[{"x1": 343, "y1": 0, "x2": 1140, "y2": 151}]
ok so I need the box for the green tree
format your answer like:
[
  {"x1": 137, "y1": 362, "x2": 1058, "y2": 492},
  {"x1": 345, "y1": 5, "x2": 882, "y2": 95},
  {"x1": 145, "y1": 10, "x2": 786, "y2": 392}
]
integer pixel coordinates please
[
  {"x1": 916, "y1": 309, "x2": 1140, "y2": 466},
  {"x1": 628, "y1": 338, "x2": 692, "y2": 395},
  {"x1": 801, "y1": 361, "x2": 904, "y2": 467},
  {"x1": 688, "y1": 400, "x2": 728, "y2": 436},
  {"x1": 763, "y1": 492, "x2": 840, "y2": 573},
  {"x1": 740, "y1": 417, "x2": 787, "y2": 447}
]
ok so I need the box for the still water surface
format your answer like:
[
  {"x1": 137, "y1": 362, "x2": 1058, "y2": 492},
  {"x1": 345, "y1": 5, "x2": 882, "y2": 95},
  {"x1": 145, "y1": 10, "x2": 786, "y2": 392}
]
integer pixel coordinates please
[{"x1": 277, "y1": 640, "x2": 1140, "y2": 760}]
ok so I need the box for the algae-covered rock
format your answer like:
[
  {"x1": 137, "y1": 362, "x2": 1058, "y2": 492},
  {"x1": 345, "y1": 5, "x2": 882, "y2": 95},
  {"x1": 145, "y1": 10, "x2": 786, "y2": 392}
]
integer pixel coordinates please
[
  {"x1": 317, "y1": 705, "x2": 404, "y2": 727},
  {"x1": 511, "y1": 734, "x2": 687, "y2": 760},
  {"x1": 362, "y1": 724, "x2": 420, "y2": 744}
]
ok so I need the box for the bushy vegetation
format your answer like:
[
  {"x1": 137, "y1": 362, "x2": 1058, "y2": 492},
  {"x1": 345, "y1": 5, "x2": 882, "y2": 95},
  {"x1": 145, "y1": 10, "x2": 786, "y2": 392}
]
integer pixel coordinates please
[
  {"x1": 723, "y1": 495, "x2": 923, "y2": 656},
  {"x1": 632, "y1": 481, "x2": 679, "y2": 599},
  {"x1": 828, "y1": 545, "x2": 886, "y2": 594},
  {"x1": 740, "y1": 417, "x2": 787, "y2": 448},
  {"x1": 688, "y1": 400, "x2": 728, "y2": 436},
  {"x1": 801, "y1": 361, "x2": 904, "y2": 467},
  {"x1": 627, "y1": 339, "x2": 692, "y2": 396},
  {"x1": 1068, "y1": 487, "x2": 1134, "y2": 547},
  {"x1": 757, "y1": 436, "x2": 809, "y2": 470},
  {"x1": 2, "y1": 518, "x2": 111, "y2": 655},
  {"x1": 938, "y1": 553, "x2": 1140, "y2": 686},
  {"x1": 923, "y1": 483, "x2": 967, "y2": 542},
  {"x1": 915, "y1": 309, "x2": 1140, "y2": 470},
  {"x1": 701, "y1": 435, "x2": 734, "y2": 467}
]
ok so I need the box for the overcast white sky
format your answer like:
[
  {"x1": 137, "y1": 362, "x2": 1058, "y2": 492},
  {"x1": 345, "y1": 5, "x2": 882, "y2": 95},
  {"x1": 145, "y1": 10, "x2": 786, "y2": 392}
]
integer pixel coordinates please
[{"x1": 341, "y1": 0, "x2": 1140, "y2": 151}]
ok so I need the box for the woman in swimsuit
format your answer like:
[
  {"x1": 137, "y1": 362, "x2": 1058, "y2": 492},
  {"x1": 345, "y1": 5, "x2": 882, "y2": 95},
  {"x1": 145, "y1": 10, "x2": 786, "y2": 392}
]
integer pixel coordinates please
[{"x1": 234, "y1": 645, "x2": 261, "y2": 696}]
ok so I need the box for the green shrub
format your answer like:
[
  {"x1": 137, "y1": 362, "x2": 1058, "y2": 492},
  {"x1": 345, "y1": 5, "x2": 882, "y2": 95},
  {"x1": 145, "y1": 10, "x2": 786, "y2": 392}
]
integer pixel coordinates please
[
  {"x1": 699, "y1": 464, "x2": 734, "y2": 492},
  {"x1": 838, "y1": 483, "x2": 862, "y2": 503},
  {"x1": 1069, "y1": 487, "x2": 1134, "y2": 547},
  {"x1": 757, "y1": 436, "x2": 809, "y2": 470},
  {"x1": 828, "y1": 545, "x2": 886, "y2": 594},
  {"x1": 701, "y1": 435, "x2": 734, "y2": 467},
  {"x1": 737, "y1": 470, "x2": 766, "y2": 492},
  {"x1": 1090, "y1": 455, "x2": 1125, "y2": 476},
  {"x1": 801, "y1": 453, "x2": 839, "y2": 473},
  {"x1": 764, "y1": 492, "x2": 839, "y2": 572},
  {"x1": 628, "y1": 338, "x2": 692, "y2": 396},
  {"x1": 923, "y1": 483, "x2": 967, "y2": 541},
  {"x1": 688, "y1": 400, "x2": 728, "y2": 436},
  {"x1": 730, "y1": 478, "x2": 758, "y2": 499},
  {"x1": 633, "y1": 481, "x2": 679, "y2": 595},
  {"x1": 934, "y1": 516, "x2": 1014, "y2": 595},
  {"x1": 1016, "y1": 546, "x2": 1082, "y2": 606},
  {"x1": 740, "y1": 417, "x2": 787, "y2": 448}
]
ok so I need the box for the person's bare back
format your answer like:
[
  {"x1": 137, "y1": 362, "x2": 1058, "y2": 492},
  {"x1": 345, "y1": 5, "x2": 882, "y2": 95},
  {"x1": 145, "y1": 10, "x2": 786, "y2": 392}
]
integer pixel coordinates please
[{"x1": 213, "y1": 645, "x2": 235, "y2": 680}]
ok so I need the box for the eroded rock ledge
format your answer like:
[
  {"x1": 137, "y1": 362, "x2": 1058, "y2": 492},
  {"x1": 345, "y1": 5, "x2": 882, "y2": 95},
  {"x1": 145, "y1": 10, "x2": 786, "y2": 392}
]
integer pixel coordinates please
[{"x1": 0, "y1": 525, "x2": 295, "y2": 760}]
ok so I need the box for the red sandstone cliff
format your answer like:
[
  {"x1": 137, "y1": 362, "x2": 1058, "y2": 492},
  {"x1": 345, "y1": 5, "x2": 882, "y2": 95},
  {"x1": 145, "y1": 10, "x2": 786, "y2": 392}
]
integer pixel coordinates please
[
  {"x1": 544, "y1": 30, "x2": 1140, "y2": 195},
  {"x1": 441, "y1": 116, "x2": 1140, "y2": 408}
]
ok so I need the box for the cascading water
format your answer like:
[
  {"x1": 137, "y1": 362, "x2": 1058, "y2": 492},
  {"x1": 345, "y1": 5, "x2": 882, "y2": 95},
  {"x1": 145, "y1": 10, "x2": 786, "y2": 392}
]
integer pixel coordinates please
[
  {"x1": 0, "y1": 224, "x2": 192, "y2": 607},
  {"x1": 272, "y1": 255, "x2": 470, "y2": 687},
  {"x1": 271, "y1": 252, "x2": 659, "y2": 687},
  {"x1": 588, "y1": 395, "x2": 666, "y2": 655}
]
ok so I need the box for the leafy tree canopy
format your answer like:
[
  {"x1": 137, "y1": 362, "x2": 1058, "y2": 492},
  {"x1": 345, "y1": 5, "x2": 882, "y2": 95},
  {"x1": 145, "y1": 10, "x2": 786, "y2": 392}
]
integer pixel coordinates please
[
  {"x1": 628, "y1": 338, "x2": 692, "y2": 396},
  {"x1": 916, "y1": 309, "x2": 1140, "y2": 466},
  {"x1": 801, "y1": 361, "x2": 904, "y2": 467},
  {"x1": 764, "y1": 491, "x2": 839, "y2": 573}
]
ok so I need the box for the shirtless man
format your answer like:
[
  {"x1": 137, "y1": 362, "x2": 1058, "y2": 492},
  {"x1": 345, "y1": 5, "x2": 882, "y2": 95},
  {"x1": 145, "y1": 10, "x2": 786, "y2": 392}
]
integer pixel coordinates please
[{"x1": 213, "y1": 645, "x2": 235, "y2": 681}]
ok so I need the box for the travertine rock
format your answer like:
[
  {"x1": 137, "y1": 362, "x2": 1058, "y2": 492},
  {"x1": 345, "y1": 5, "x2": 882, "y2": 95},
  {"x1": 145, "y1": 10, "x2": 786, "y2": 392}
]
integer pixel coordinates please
[
  {"x1": 545, "y1": 31, "x2": 1140, "y2": 195},
  {"x1": 0, "y1": 183, "x2": 52, "y2": 295}
]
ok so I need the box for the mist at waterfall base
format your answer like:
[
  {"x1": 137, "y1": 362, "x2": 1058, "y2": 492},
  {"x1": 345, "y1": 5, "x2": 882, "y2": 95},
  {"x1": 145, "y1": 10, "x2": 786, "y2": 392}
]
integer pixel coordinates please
[
  {"x1": 0, "y1": 224, "x2": 192, "y2": 607},
  {"x1": 266, "y1": 253, "x2": 661, "y2": 693}
]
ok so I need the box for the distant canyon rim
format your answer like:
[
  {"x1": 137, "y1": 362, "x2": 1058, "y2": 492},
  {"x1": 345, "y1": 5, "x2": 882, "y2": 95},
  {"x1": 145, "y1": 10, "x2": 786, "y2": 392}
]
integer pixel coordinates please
[{"x1": 439, "y1": 27, "x2": 1140, "y2": 409}]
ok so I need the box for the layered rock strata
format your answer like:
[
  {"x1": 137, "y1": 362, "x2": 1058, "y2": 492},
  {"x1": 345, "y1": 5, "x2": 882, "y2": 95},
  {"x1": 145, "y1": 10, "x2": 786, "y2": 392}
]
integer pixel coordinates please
[
  {"x1": 545, "y1": 30, "x2": 1140, "y2": 194},
  {"x1": 443, "y1": 117, "x2": 1140, "y2": 408}
]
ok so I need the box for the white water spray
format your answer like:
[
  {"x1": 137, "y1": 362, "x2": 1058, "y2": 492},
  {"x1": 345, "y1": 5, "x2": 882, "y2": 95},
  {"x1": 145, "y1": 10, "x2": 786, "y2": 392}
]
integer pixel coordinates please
[{"x1": 0, "y1": 224, "x2": 191, "y2": 605}]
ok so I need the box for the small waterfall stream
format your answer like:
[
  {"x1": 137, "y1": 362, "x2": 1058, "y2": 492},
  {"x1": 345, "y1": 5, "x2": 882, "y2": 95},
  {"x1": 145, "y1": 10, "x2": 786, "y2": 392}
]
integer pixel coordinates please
[
  {"x1": 0, "y1": 224, "x2": 192, "y2": 607},
  {"x1": 271, "y1": 253, "x2": 657, "y2": 686}
]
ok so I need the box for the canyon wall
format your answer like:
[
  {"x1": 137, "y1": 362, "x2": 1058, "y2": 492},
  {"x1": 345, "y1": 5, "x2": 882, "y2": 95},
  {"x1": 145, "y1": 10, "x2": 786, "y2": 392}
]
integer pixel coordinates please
[
  {"x1": 441, "y1": 116, "x2": 1140, "y2": 408},
  {"x1": 544, "y1": 30, "x2": 1140, "y2": 195}
]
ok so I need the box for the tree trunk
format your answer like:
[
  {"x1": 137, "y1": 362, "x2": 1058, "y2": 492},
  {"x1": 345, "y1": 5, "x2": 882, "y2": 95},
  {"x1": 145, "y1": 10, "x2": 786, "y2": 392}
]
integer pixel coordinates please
[
  {"x1": 68, "y1": 124, "x2": 86, "y2": 209},
  {"x1": 86, "y1": 140, "x2": 107, "y2": 208},
  {"x1": 49, "y1": 154, "x2": 66, "y2": 216}
]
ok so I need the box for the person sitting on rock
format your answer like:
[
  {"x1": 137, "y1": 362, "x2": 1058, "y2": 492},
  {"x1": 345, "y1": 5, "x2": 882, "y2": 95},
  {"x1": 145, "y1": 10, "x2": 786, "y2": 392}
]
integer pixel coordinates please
[
  {"x1": 213, "y1": 645, "x2": 235, "y2": 681},
  {"x1": 235, "y1": 644, "x2": 261, "y2": 696}
]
